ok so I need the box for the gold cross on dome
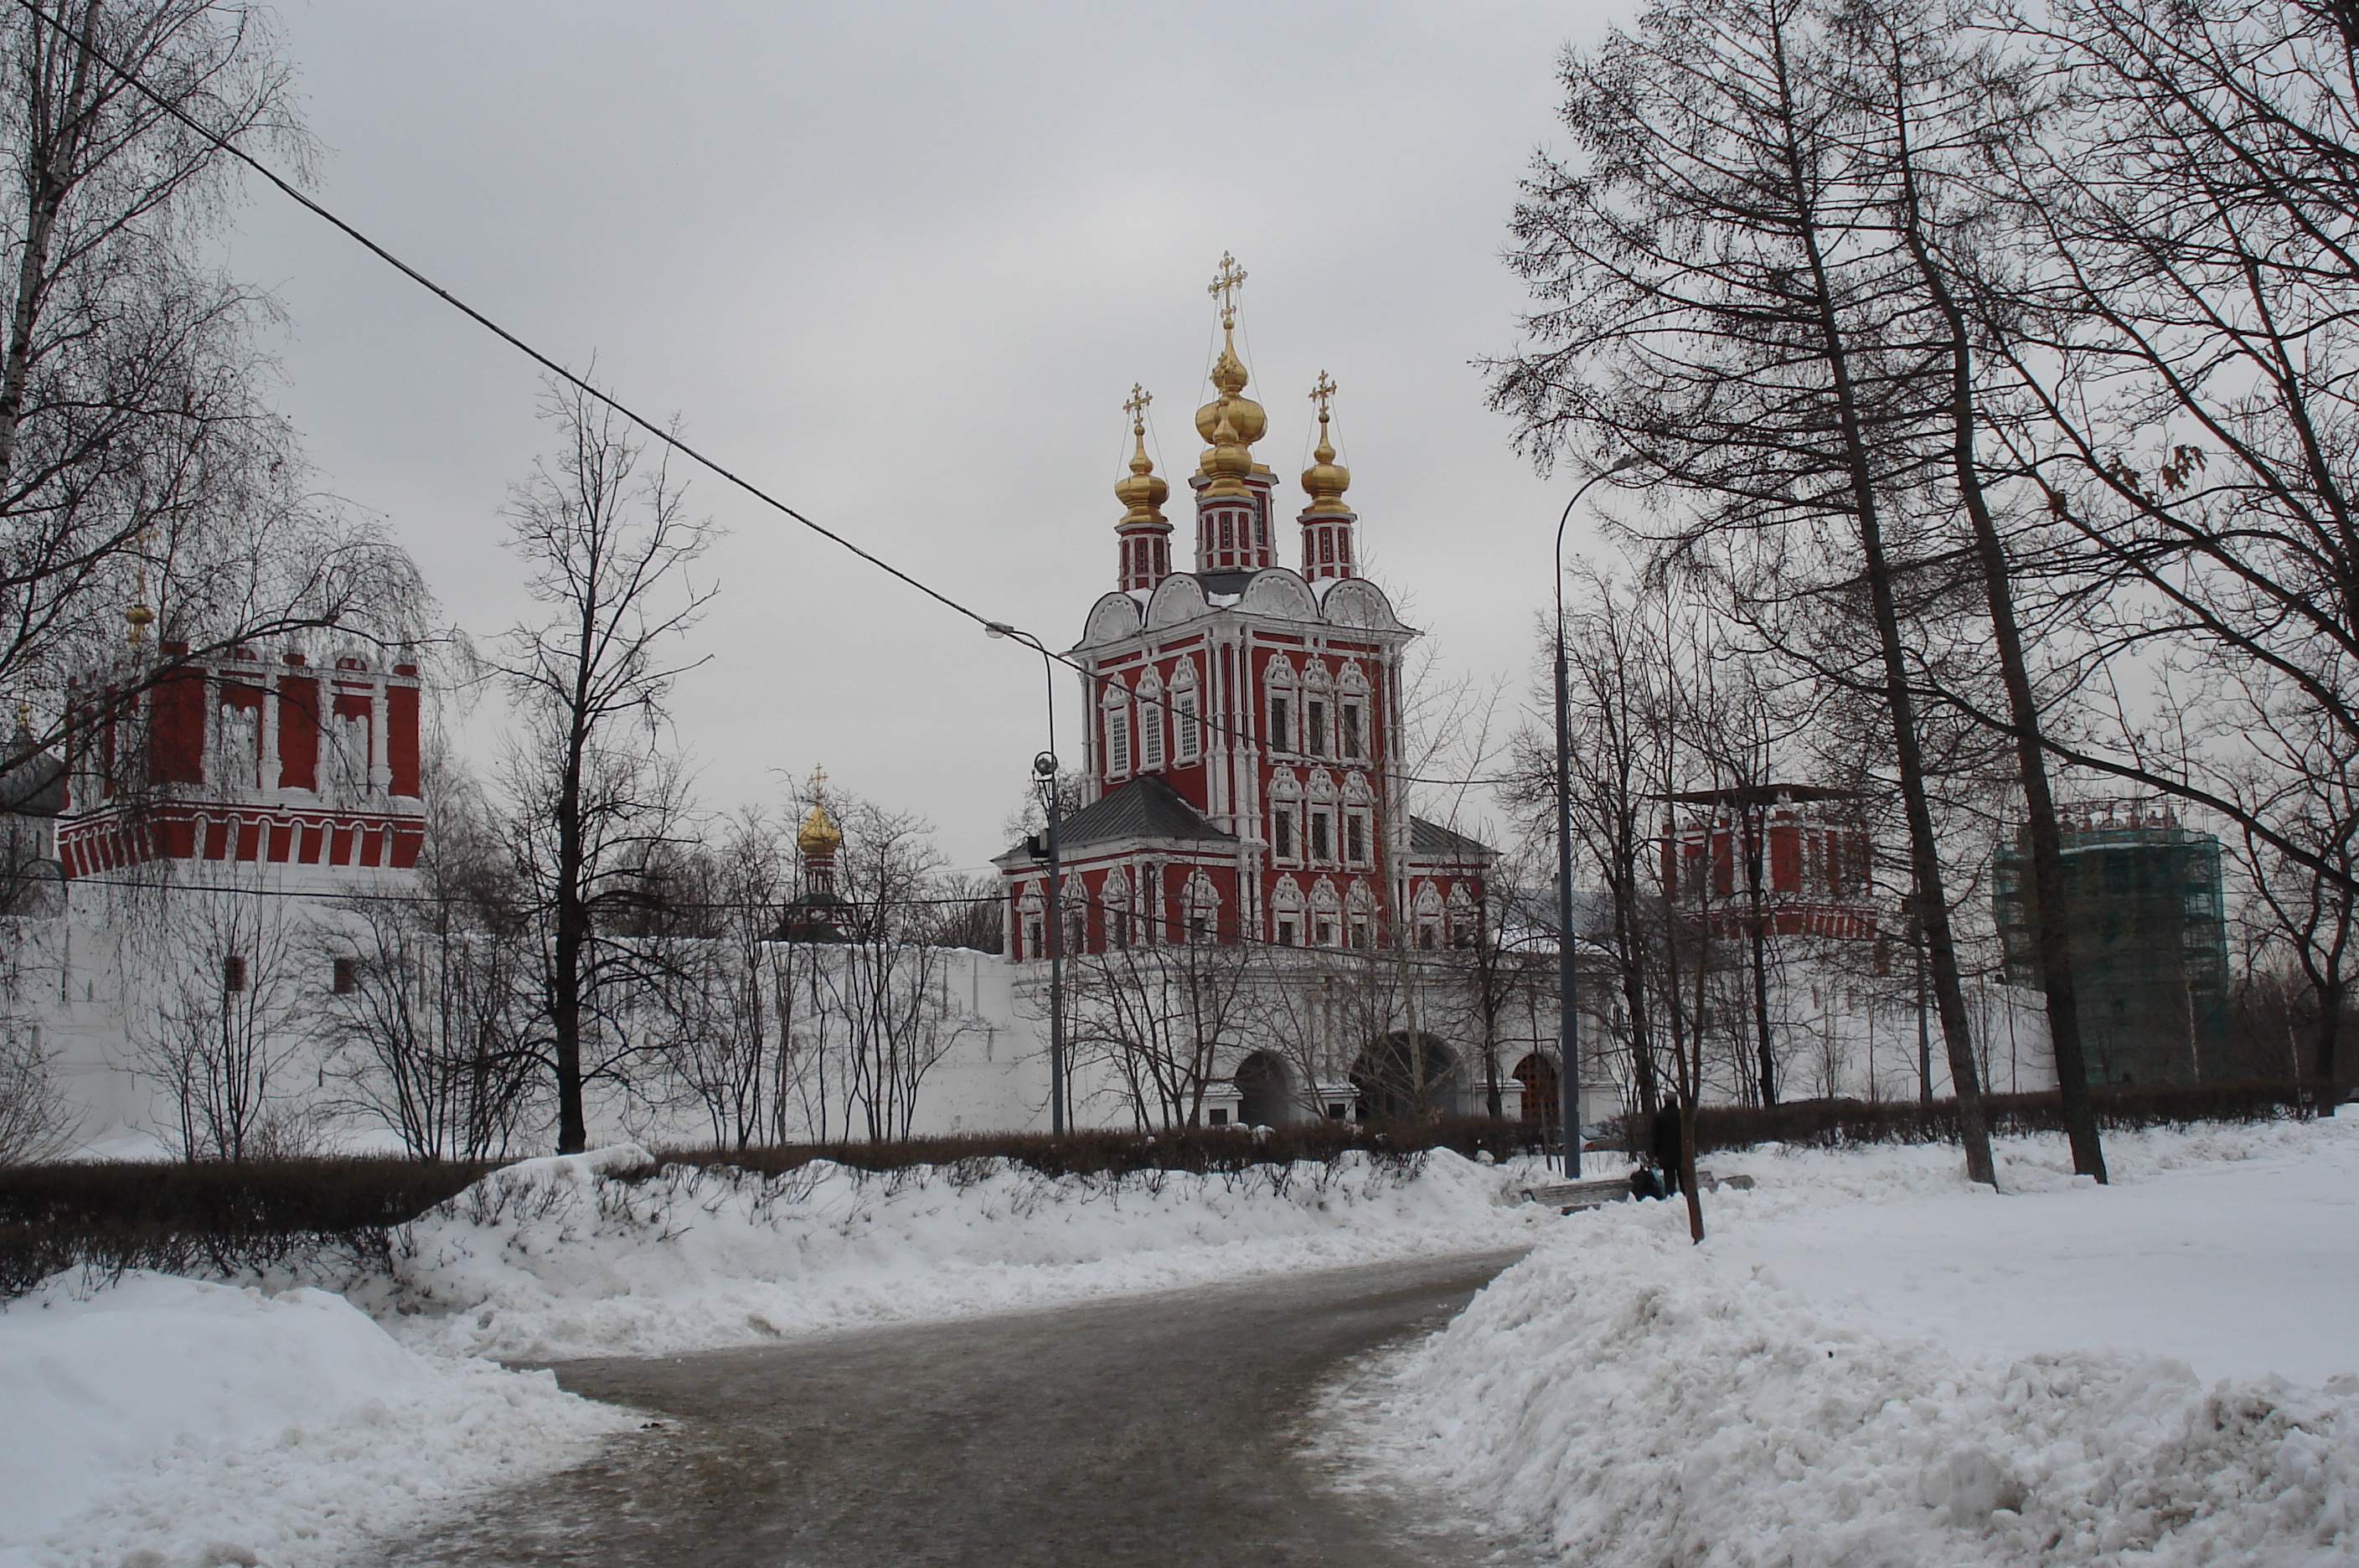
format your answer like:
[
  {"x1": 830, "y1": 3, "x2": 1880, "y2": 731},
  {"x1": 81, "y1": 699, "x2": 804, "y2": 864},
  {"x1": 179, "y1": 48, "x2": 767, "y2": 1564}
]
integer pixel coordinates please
[
  {"x1": 1207, "y1": 252, "x2": 1247, "y2": 328},
  {"x1": 1309, "y1": 371, "x2": 1337, "y2": 422},
  {"x1": 808, "y1": 765, "x2": 828, "y2": 796},
  {"x1": 1123, "y1": 383, "x2": 1153, "y2": 431}
]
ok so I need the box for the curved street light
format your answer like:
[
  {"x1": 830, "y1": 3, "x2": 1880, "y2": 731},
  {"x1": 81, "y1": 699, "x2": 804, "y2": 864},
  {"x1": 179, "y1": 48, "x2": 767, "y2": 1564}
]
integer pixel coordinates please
[
  {"x1": 989, "y1": 622, "x2": 1068, "y2": 1135},
  {"x1": 1552, "y1": 454, "x2": 1644, "y2": 1176}
]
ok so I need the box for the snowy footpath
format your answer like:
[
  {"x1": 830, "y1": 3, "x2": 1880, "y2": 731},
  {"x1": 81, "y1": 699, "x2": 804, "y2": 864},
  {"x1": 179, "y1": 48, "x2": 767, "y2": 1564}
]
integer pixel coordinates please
[
  {"x1": 1327, "y1": 1117, "x2": 2359, "y2": 1567},
  {"x1": 1, "y1": 1142, "x2": 1558, "y2": 1566}
]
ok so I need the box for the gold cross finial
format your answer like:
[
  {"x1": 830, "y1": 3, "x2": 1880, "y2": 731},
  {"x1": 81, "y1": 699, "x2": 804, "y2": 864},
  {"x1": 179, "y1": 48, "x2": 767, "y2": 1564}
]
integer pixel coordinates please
[
  {"x1": 1123, "y1": 383, "x2": 1153, "y2": 433},
  {"x1": 1207, "y1": 252, "x2": 1247, "y2": 329},
  {"x1": 1309, "y1": 370, "x2": 1337, "y2": 425},
  {"x1": 808, "y1": 765, "x2": 828, "y2": 796}
]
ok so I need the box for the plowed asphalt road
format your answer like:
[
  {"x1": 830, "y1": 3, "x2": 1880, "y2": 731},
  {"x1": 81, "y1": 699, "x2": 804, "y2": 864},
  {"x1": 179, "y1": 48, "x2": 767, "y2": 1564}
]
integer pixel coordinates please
[{"x1": 369, "y1": 1249, "x2": 1530, "y2": 1568}]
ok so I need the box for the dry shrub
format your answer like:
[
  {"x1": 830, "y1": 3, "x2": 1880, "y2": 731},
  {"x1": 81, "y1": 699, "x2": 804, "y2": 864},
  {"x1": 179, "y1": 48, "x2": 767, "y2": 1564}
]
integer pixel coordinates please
[{"x1": 1612, "y1": 1080, "x2": 2315, "y2": 1158}]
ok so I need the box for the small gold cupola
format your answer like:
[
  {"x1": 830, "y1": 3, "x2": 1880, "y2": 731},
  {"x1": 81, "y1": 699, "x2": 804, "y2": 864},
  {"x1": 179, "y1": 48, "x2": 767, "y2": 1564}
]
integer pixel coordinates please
[
  {"x1": 1298, "y1": 371, "x2": 1359, "y2": 582},
  {"x1": 1194, "y1": 253, "x2": 1266, "y2": 499},
  {"x1": 1300, "y1": 371, "x2": 1352, "y2": 518},
  {"x1": 1115, "y1": 384, "x2": 1168, "y2": 526},
  {"x1": 796, "y1": 799, "x2": 843, "y2": 859}
]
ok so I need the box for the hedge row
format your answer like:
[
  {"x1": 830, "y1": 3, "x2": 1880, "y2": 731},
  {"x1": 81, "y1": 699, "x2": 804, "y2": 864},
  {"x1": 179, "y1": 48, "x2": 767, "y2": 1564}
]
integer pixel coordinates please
[
  {"x1": 1618, "y1": 1079, "x2": 2320, "y2": 1158},
  {"x1": 11, "y1": 1086, "x2": 2312, "y2": 1297},
  {"x1": 0, "y1": 1157, "x2": 498, "y2": 1298},
  {"x1": 0, "y1": 1117, "x2": 1540, "y2": 1297},
  {"x1": 646, "y1": 1114, "x2": 1541, "y2": 1181}
]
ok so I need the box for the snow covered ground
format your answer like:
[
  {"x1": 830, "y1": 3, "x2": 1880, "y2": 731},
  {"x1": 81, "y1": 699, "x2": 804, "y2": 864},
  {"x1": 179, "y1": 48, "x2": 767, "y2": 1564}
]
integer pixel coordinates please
[
  {"x1": 359, "y1": 1142, "x2": 1561, "y2": 1361},
  {"x1": 1328, "y1": 1117, "x2": 2359, "y2": 1567},
  {"x1": 0, "y1": 1271, "x2": 632, "y2": 1568},
  {"x1": 0, "y1": 1140, "x2": 1559, "y2": 1565}
]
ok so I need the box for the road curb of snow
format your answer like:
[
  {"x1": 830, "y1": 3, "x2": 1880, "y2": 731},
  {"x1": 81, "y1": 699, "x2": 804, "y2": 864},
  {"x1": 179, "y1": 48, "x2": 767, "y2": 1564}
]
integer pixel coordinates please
[
  {"x1": 0, "y1": 1271, "x2": 632, "y2": 1568},
  {"x1": 361, "y1": 1144, "x2": 1563, "y2": 1361},
  {"x1": 1324, "y1": 1123, "x2": 2359, "y2": 1567}
]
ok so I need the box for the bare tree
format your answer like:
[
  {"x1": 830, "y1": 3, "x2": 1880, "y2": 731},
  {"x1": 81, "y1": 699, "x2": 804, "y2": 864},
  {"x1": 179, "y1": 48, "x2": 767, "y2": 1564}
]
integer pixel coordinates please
[
  {"x1": 1491, "y1": 0, "x2": 2005, "y2": 1183},
  {"x1": 2233, "y1": 689, "x2": 2359, "y2": 1093},
  {"x1": 137, "y1": 874, "x2": 313, "y2": 1160},
  {"x1": 311, "y1": 761, "x2": 540, "y2": 1159},
  {"x1": 484, "y1": 379, "x2": 715, "y2": 1153},
  {"x1": 655, "y1": 807, "x2": 790, "y2": 1149},
  {"x1": 1931, "y1": 0, "x2": 2359, "y2": 917},
  {"x1": 1066, "y1": 931, "x2": 1259, "y2": 1132},
  {"x1": 808, "y1": 797, "x2": 979, "y2": 1142},
  {"x1": 0, "y1": 3, "x2": 421, "y2": 744},
  {"x1": 0, "y1": 1024, "x2": 70, "y2": 1162}
]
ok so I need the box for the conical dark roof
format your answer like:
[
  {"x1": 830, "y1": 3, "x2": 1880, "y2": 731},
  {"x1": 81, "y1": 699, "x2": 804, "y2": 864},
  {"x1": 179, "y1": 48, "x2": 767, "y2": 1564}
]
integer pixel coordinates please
[
  {"x1": 1045, "y1": 775, "x2": 1236, "y2": 852},
  {"x1": 0, "y1": 720, "x2": 65, "y2": 817}
]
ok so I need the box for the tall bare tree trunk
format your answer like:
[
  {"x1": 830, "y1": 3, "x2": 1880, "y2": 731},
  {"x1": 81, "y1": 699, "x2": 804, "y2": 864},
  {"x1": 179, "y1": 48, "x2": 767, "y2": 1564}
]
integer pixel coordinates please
[
  {"x1": 1881, "y1": 49, "x2": 2104, "y2": 1179},
  {"x1": 1772, "y1": 23, "x2": 1995, "y2": 1187}
]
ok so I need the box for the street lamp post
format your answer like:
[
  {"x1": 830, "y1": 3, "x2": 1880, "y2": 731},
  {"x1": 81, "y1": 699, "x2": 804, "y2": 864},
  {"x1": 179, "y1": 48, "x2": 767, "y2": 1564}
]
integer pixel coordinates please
[
  {"x1": 1552, "y1": 456, "x2": 1642, "y2": 1177},
  {"x1": 990, "y1": 620, "x2": 1069, "y2": 1136},
  {"x1": 1035, "y1": 748, "x2": 1066, "y2": 1136}
]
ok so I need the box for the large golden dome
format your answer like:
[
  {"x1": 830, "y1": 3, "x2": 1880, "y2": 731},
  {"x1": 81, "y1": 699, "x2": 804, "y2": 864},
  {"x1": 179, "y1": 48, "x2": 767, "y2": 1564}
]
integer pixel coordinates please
[{"x1": 1195, "y1": 253, "x2": 1263, "y2": 499}]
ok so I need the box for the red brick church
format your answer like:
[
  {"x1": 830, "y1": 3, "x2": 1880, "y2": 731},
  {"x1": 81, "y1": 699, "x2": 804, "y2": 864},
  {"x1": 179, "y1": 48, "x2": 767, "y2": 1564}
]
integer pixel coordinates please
[{"x1": 997, "y1": 260, "x2": 1493, "y2": 961}]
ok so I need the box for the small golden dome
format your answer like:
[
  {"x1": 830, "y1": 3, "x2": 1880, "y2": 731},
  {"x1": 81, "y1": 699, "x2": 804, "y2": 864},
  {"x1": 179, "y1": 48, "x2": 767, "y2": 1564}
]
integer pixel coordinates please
[
  {"x1": 1115, "y1": 385, "x2": 1168, "y2": 524},
  {"x1": 797, "y1": 800, "x2": 843, "y2": 857},
  {"x1": 1301, "y1": 372, "x2": 1352, "y2": 517}
]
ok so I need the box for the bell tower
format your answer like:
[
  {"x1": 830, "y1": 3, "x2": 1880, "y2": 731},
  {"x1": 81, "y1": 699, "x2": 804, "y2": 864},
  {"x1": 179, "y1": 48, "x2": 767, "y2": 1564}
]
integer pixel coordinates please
[
  {"x1": 1112, "y1": 384, "x2": 1172, "y2": 593},
  {"x1": 1298, "y1": 372, "x2": 1357, "y2": 581}
]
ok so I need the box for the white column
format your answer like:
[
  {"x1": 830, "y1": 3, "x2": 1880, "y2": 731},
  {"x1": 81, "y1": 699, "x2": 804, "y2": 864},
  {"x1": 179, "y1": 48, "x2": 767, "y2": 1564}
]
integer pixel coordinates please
[
  {"x1": 259, "y1": 682, "x2": 280, "y2": 795},
  {"x1": 368, "y1": 678, "x2": 391, "y2": 792}
]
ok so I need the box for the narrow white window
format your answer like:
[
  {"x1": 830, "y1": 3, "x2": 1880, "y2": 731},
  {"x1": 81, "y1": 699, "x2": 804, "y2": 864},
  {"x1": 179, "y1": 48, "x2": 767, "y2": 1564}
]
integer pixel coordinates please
[
  {"x1": 1142, "y1": 704, "x2": 1164, "y2": 770},
  {"x1": 1177, "y1": 694, "x2": 1200, "y2": 760},
  {"x1": 1108, "y1": 710, "x2": 1130, "y2": 776}
]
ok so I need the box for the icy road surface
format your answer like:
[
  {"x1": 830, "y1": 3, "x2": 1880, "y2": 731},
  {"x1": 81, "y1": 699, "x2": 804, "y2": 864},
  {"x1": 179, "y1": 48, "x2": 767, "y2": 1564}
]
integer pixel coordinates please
[{"x1": 366, "y1": 1251, "x2": 1525, "y2": 1568}]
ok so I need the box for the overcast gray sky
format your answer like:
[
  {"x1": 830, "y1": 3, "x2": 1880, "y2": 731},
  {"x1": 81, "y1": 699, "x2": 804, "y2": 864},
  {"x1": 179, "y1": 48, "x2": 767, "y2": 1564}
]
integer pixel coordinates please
[{"x1": 226, "y1": 0, "x2": 1637, "y2": 871}]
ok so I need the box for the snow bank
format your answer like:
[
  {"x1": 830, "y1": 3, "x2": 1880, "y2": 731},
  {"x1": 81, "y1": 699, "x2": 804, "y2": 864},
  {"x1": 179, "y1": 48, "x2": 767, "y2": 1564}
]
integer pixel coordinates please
[
  {"x1": 0, "y1": 1271, "x2": 632, "y2": 1568},
  {"x1": 1329, "y1": 1121, "x2": 2359, "y2": 1566},
  {"x1": 369, "y1": 1144, "x2": 1558, "y2": 1361}
]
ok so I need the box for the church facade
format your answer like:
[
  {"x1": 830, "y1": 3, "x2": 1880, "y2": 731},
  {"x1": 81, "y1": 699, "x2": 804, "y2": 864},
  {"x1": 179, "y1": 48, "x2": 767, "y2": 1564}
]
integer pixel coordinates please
[{"x1": 994, "y1": 264, "x2": 1536, "y2": 1127}]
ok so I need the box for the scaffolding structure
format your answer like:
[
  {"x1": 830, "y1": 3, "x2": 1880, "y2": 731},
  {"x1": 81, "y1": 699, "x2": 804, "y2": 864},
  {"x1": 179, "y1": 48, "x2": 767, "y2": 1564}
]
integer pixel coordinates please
[{"x1": 1994, "y1": 799, "x2": 2230, "y2": 1085}]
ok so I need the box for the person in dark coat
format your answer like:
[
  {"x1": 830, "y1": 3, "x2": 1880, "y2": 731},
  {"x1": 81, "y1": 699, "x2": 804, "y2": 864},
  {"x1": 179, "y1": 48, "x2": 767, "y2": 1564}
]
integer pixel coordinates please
[{"x1": 1650, "y1": 1101, "x2": 1685, "y2": 1199}]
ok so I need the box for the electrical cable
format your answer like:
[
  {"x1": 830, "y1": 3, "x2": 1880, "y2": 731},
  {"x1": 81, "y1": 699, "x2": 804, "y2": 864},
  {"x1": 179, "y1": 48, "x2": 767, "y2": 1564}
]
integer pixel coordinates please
[{"x1": 13, "y1": 0, "x2": 1526, "y2": 797}]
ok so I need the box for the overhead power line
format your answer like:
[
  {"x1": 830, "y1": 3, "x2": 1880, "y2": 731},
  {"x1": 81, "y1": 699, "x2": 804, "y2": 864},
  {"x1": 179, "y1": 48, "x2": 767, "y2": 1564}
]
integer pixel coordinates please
[{"x1": 14, "y1": 0, "x2": 1523, "y2": 795}]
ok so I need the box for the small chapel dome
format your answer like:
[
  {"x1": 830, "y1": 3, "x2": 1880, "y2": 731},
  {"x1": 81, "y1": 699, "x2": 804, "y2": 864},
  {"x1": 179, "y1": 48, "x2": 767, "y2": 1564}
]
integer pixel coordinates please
[{"x1": 796, "y1": 800, "x2": 843, "y2": 857}]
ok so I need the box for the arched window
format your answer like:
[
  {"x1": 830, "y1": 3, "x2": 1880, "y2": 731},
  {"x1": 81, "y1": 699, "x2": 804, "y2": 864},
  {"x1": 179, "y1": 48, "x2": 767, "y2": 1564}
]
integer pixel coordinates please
[
  {"x1": 1172, "y1": 660, "x2": 1202, "y2": 761},
  {"x1": 1102, "y1": 680, "x2": 1132, "y2": 779},
  {"x1": 1264, "y1": 655, "x2": 1298, "y2": 753},
  {"x1": 1183, "y1": 871, "x2": 1221, "y2": 942},
  {"x1": 1310, "y1": 877, "x2": 1342, "y2": 947},
  {"x1": 1346, "y1": 882, "x2": 1377, "y2": 949},
  {"x1": 1017, "y1": 882, "x2": 1045, "y2": 960},
  {"x1": 1447, "y1": 882, "x2": 1479, "y2": 948},
  {"x1": 1137, "y1": 673, "x2": 1165, "y2": 771},
  {"x1": 1102, "y1": 865, "x2": 1132, "y2": 946},
  {"x1": 1272, "y1": 875, "x2": 1306, "y2": 947},
  {"x1": 1414, "y1": 884, "x2": 1445, "y2": 950}
]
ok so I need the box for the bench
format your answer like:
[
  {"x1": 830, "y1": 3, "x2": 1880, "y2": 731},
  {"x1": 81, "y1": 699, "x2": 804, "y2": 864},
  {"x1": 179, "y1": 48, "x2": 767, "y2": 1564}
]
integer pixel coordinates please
[{"x1": 1518, "y1": 1170, "x2": 1755, "y2": 1213}]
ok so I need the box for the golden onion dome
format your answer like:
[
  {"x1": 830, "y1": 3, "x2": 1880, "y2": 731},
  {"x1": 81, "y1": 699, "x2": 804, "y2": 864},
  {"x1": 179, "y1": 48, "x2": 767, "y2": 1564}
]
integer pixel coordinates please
[
  {"x1": 1195, "y1": 253, "x2": 1263, "y2": 498},
  {"x1": 1115, "y1": 387, "x2": 1168, "y2": 524},
  {"x1": 1192, "y1": 341, "x2": 1268, "y2": 450},
  {"x1": 1301, "y1": 372, "x2": 1352, "y2": 516},
  {"x1": 796, "y1": 800, "x2": 843, "y2": 857}
]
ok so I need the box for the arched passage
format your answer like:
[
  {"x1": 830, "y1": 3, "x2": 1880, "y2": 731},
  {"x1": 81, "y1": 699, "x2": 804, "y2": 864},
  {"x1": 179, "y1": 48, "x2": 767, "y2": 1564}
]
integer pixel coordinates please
[
  {"x1": 1233, "y1": 1050, "x2": 1293, "y2": 1127},
  {"x1": 1350, "y1": 1032, "x2": 1457, "y2": 1122},
  {"x1": 1512, "y1": 1051, "x2": 1559, "y2": 1127}
]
